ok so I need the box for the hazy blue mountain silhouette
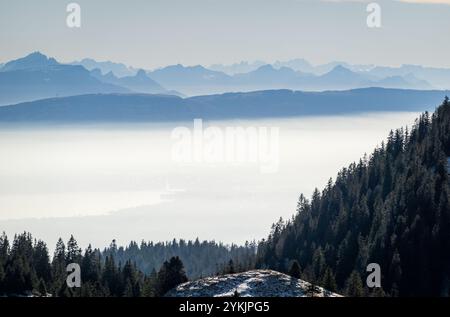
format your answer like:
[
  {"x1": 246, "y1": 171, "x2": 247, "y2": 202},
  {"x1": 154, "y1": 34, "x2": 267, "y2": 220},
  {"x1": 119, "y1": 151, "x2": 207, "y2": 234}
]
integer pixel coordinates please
[
  {"x1": 0, "y1": 52, "x2": 130, "y2": 105},
  {"x1": 264, "y1": 61, "x2": 450, "y2": 89},
  {"x1": 214, "y1": 59, "x2": 375, "y2": 76},
  {"x1": 0, "y1": 53, "x2": 438, "y2": 101},
  {"x1": 368, "y1": 65, "x2": 450, "y2": 89},
  {"x1": 262, "y1": 60, "x2": 449, "y2": 88},
  {"x1": 147, "y1": 63, "x2": 432, "y2": 95},
  {"x1": 67, "y1": 57, "x2": 450, "y2": 92},
  {"x1": 316, "y1": 65, "x2": 370, "y2": 86},
  {"x1": 90, "y1": 69, "x2": 179, "y2": 95},
  {"x1": 148, "y1": 64, "x2": 232, "y2": 95},
  {"x1": 187, "y1": 88, "x2": 448, "y2": 118},
  {"x1": 71, "y1": 58, "x2": 138, "y2": 77},
  {"x1": 0, "y1": 52, "x2": 59, "y2": 72},
  {"x1": 208, "y1": 61, "x2": 266, "y2": 75},
  {"x1": 204, "y1": 61, "x2": 442, "y2": 91},
  {"x1": 233, "y1": 65, "x2": 312, "y2": 85},
  {"x1": 0, "y1": 88, "x2": 448, "y2": 123},
  {"x1": 239, "y1": 65, "x2": 430, "y2": 90},
  {"x1": 311, "y1": 61, "x2": 372, "y2": 75},
  {"x1": 273, "y1": 58, "x2": 314, "y2": 73},
  {"x1": 375, "y1": 74, "x2": 430, "y2": 89}
]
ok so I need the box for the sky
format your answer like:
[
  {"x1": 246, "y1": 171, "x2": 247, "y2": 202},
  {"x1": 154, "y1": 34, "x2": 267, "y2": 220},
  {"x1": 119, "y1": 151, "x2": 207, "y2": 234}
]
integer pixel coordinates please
[{"x1": 1, "y1": 0, "x2": 450, "y2": 69}]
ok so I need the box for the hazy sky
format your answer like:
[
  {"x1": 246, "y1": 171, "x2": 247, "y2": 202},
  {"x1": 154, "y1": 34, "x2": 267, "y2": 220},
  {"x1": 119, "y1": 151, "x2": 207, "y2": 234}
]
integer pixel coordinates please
[{"x1": 1, "y1": 0, "x2": 450, "y2": 69}]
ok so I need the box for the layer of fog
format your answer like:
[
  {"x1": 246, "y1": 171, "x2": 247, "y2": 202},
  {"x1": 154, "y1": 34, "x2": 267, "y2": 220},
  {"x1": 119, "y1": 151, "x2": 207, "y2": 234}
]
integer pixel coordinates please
[{"x1": 0, "y1": 112, "x2": 420, "y2": 250}]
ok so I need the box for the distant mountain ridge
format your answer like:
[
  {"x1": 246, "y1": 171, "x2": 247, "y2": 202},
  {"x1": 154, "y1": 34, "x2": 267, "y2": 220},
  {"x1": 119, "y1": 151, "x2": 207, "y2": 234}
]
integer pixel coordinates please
[
  {"x1": 0, "y1": 53, "x2": 131, "y2": 106},
  {"x1": 90, "y1": 68, "x2": 179, "y2": 96},
  {"x1": 211, "y1": 59, "x2": 375, "y2": 76},
  {"x1": 148, "y1": 64, "x2": 233, "y2": 95},
  {"x1": 71, "y1": 58, "x2": 138, "y2": 77},
  {"x1": 210, "y1": 59, "x2": 450, "y2": 89},
  {"x1": 0, "y1": 51, "x2": 59, "y2": 72},
  {"x1": 1, "y1": 52, "x2": 448, "y2": 104},
  {"x1": 147, "y1": 64, "x2": 432, "y2": 96},
  {"x1": 0, "y1": 88, "x2": 448, "y2": 123},
  {"x1": 0, "y1": 52, "x2": 179, "y2": 105},
  {"x1": 209, "y1": 61, "x2": 266, "y2": 75}
]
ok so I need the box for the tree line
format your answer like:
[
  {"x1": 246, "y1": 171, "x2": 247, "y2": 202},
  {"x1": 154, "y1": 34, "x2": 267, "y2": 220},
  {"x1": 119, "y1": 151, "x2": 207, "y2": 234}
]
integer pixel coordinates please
[
  {"x1": 102, "y1": 238, "x2": 257, "y2": 279},
  {"x1": 0, "y1": 233, "x2": 255, "y2": 297}
]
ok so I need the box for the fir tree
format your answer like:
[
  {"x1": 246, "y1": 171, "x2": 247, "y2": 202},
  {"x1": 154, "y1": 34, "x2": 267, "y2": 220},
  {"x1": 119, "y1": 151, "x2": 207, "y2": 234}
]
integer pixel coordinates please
[
  {"x1": 155, "y1": 256, "x2": 188, "y2": 296},
  {"x1": 345, "y1": 271, "x2": 364, "y2": 297},
  {"x1": 288, "y1": 260, "x2": 301, "y2": 279},
  {"x1": 321, "y1": 268, "x2": 337, "y2": 292}
]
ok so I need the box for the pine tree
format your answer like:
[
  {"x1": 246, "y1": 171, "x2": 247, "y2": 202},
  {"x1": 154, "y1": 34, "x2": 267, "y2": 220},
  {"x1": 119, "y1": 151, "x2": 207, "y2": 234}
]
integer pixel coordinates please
[
  {"x1": 51, "y1": 238, "x2": 67, "y2": 295},
  {"x1": 155, "y1": 256, "x2": 188, "y2": 296},
  {"x1": 0, "y1": 264, "x2": 5, "y2": 295},
  {"x1": 321, "y1": 268, "x2": 337, "y2": 292},
  {"x1": 66, "y1": 235, "x2": 82, "y2": 264},
  {"x1": 4, "y1": 233, "x2": 35, "y2": 295},
  {"x1": 38, "y1": 278, "x2": 47, "y2": 296},
  {"x1": 288, "y1": 260, "x2": 301, "y2": 279},
  {"x1": 226, "y1": 259, "x2": 235, "y2": 274},
  {"x1": 0, "y1": 232, "x2": 9, "y2": 295},
  {"x1": 102, "y1": 255, "x2": 119, "y2": 296},
  {"x1": 345, "y1": 271, "x2": 364, "y2": 297},
  {"x1": 0, "y1": 232, "x2": 9, "y2": 262},
  {"x1": 142, "y1": 269, "x2": 157, "y2": 297},
  {"x1": 33, "y1": 240, "x2": 51, "y2": 285}
]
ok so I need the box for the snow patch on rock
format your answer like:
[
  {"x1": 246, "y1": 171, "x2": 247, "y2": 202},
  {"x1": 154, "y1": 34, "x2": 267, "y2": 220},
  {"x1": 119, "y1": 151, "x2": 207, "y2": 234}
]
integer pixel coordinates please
[{"x1": 166, "y1": 270, "x2": 341, "y2": 297}]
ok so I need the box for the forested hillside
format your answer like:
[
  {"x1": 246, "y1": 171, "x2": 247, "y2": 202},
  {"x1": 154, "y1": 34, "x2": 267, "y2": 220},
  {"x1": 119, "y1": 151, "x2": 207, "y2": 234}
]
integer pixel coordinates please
[
  {"x1": 0, "y1": 233, "x2": 255, "y2": 296},
  {"x1": 257, "y1": 98, "x2": 450, "y2": 296}
]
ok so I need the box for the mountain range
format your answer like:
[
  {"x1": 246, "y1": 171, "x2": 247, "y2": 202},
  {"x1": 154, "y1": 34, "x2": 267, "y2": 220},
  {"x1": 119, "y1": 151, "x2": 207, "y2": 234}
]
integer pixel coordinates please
[
  {"x1": 90, "y1": 68, "x2": 182, "y2": 96},
  {"x1": 71, "y1": 58, "x2": 138, "y2": 77},
  {"x1": 210, "y1": 59, "x2": 450, "y2": 89},
  {"x1": 1, "y1": 52, "x2": 449, "y2": 104},
  {"x1": 0, "y1": 52, "x2": 175, "y2": 106},
  {"x1": 0, "y1": 52, "x2": 130, "y2": 106},
  {"x1": 147, "y1": 63, "x2": 432, "y2": 96}
]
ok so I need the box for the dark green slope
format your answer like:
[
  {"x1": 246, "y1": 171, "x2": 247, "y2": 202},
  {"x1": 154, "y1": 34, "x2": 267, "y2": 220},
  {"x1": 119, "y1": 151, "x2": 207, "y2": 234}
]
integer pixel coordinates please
[{"x1": 257, "y1": 98, "x2": 450, "y2": 297}]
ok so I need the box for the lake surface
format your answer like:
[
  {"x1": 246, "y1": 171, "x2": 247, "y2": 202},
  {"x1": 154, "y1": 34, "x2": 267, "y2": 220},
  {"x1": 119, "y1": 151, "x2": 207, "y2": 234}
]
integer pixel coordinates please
[{"x1": 0, "y1": 112, "x2": 420, "y2": 250}]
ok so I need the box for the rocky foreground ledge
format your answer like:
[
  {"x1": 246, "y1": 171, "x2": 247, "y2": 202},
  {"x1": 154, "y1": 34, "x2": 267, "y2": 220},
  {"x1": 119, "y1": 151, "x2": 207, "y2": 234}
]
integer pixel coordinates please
[{"x1": 166, "y1": 270, "x2": 341, "y2": 297}]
